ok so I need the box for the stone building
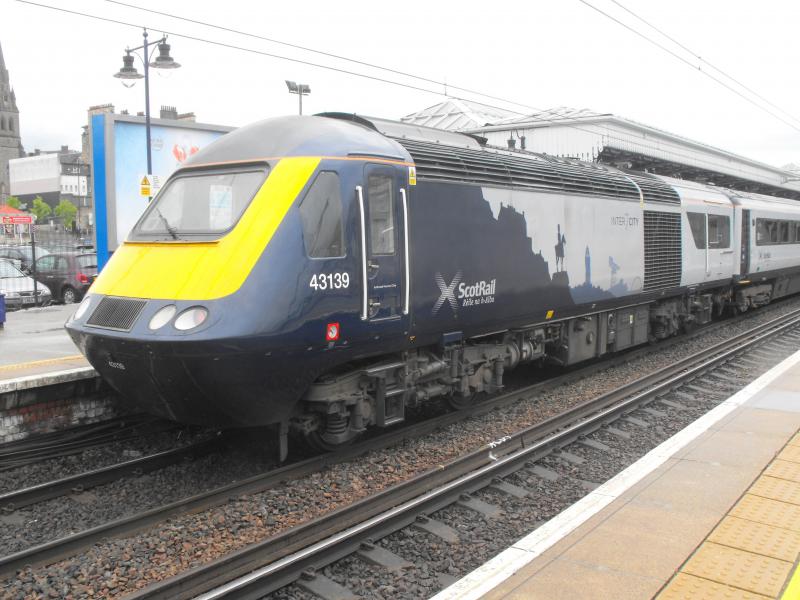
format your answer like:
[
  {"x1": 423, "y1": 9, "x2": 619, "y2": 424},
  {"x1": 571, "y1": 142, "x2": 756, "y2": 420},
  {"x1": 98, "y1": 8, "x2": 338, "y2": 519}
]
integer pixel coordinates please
[{"x1": 0, "y1": 41, "x2": 25, "y2": 203}]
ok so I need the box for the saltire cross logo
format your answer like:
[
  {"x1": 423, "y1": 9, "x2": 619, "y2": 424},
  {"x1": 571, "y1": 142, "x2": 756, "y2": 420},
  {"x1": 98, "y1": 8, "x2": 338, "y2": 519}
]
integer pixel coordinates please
[{"x1": 432, "y1": 271, "x2": 462, "y2": 316}]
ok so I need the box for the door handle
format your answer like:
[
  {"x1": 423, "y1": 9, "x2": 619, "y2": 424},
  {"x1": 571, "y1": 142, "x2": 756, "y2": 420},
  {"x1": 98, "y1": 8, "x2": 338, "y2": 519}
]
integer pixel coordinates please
[
  {"x1": 368, "y1": 298, "x2": 381, "y2": 318},
  {"x1": 368, "y1": 261, "x2": 379, "y2": 270}
]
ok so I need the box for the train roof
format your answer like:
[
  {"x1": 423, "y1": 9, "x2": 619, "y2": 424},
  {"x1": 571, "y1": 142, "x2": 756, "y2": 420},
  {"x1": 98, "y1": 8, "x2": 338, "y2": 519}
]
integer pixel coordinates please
[
  {"x1": 185, "y1": 115, "x2": 411, "y2": 166},
  {"x1": 323, "y1": 113, "x2": 681, "y2": 206}
]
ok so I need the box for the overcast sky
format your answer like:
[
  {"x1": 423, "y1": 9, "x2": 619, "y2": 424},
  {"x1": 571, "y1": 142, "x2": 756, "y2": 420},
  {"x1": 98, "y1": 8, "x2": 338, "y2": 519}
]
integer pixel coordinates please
[{"x1": 1, "y1": 0, "x2": 799, "y2": 168}]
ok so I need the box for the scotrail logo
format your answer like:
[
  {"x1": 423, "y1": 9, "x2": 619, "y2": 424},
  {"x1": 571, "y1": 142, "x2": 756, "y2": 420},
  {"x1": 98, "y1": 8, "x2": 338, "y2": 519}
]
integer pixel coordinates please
[
  {"x1": 433, "y1": 272, "x2": 497, "y2": 315},
  {"x1": 433, "y1": 271, "x2": 462, "y2": 316}
]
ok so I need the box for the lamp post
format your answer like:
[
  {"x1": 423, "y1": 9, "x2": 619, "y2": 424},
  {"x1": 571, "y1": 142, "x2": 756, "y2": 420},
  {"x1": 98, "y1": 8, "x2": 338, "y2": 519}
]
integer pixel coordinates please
[
  {"x1": 285, "y1": 80, "x2": 311, "y2": 115},
  {"x1": 114, "y1": 29, "x2": 180, "y2": 183}
]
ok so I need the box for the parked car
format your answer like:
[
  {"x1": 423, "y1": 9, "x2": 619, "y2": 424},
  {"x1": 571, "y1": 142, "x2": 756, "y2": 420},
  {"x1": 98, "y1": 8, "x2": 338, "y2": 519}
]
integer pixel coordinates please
[
  {"x1": 33, "y1": 252, "x2": 97, "y2": 303},
  {"x1": 0, "y1": 244, "x2": 50, "y2": 273},
  {"x1": 0, "y1": 260, "x2": 52, "y2": 309}
]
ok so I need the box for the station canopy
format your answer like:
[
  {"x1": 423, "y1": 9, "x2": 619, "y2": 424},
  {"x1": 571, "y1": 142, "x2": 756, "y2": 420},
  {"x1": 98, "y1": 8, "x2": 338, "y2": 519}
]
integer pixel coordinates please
[{"x1": 401, "y1": 100, "x2": 800, "y2": 200}]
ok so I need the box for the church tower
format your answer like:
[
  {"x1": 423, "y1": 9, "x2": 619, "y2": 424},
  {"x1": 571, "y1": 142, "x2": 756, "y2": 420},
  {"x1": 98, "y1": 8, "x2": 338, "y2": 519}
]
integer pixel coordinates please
[{"x1": 0, "y1": 40, "x2": 25, "y2": 203}]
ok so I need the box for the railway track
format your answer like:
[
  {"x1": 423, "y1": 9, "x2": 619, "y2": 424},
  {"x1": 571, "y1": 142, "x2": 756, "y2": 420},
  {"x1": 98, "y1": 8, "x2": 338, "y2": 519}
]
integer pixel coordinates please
[
  {"x1": 0, "y1": 414, "x2": 165, "y2": 471},
  {"x1": 0, "y1": 434, "x2": 225, "y2": 512},
  {"x1": 127, "y1": 306, "x2": 800, "y2": 600},
  {"x1": 2, "y1": 303, "x2": 799, "y2": 595}
]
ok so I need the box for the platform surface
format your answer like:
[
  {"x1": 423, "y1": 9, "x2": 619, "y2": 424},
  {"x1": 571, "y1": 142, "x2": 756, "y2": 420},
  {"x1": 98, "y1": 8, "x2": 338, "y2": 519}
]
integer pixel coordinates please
[
  {"x1": 435, "y1": 349, "x2": 800, "y2": 600},
  {"x1": 0, "y1": 304, "x2": 89, "y2": 381}
]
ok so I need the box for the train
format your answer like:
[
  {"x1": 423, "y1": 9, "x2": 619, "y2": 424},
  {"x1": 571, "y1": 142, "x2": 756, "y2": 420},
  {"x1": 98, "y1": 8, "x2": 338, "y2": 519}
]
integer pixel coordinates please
[{"x1": 65, "y1": 113, "x2": 800, "y2": 458}]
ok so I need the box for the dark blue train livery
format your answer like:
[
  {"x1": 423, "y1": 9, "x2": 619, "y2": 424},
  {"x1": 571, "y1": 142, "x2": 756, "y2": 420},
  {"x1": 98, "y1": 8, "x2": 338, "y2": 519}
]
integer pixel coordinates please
[{"x1": 65, "y1": 113, "x2": 800, "y2": 456}]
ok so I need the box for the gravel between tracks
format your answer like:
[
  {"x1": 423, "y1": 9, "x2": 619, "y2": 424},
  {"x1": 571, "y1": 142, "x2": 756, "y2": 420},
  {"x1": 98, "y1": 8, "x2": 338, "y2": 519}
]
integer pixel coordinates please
[
  {"x1": 4, "y1": 298, "x2": 800, "y2": 599},
  {"x1": 0, "y1": 425, "x2": 209, "y2": 494}
]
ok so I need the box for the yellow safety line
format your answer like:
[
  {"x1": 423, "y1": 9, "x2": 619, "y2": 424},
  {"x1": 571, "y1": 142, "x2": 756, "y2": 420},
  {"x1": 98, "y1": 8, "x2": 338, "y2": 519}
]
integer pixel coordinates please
[
  {"x1": 782, "y1": 561, "x2": 800, "y2": 599},
  {"x1": 0, "y1": 354, "x2": 85, "y2": 373}
]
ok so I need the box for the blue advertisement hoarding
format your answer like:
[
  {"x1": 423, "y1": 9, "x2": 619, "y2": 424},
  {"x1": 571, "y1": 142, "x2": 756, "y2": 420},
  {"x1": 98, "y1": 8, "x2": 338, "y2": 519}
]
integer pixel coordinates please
[{"x1": 91, "y1": 114, "x2": 233, "y2": 268}]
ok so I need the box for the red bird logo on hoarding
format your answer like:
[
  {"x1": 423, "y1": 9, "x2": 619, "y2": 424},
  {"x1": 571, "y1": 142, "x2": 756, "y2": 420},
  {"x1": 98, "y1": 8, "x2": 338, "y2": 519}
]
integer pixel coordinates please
[{"x1": 172, "y1": 145, "x2": 201, "y2": 163}]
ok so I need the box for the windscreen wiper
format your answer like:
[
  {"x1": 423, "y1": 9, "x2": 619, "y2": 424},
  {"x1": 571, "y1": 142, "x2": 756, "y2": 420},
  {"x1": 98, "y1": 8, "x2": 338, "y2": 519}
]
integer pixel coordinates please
[{"x1": 154, "y1": 207, "x2": 179, "y2": 240}]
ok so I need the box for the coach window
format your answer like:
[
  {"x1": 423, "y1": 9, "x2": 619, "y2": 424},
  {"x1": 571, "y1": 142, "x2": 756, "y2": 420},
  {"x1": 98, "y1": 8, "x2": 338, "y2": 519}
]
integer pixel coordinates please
[
  {"x1": 708, "y1": 215, "x2": 730, "y2": 249},
  {"x1": 368, "y1": 174, "x2": 395, "y2": 254},
  {"x1": 687, "y1": 212, "x2": 706, "y2": 249},
  {"x1": 779, "y1": 221, "x2": 790, "y2": 243},
  {"x1": 299, "y1": 171, "x2": 344, "y2": 258}
]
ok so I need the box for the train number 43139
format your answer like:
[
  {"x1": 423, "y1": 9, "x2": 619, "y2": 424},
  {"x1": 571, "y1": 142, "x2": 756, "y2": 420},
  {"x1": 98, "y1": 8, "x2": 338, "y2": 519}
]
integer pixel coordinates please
[{"x1": 309, "y1": 272, "x2": 350, "y2": 290}]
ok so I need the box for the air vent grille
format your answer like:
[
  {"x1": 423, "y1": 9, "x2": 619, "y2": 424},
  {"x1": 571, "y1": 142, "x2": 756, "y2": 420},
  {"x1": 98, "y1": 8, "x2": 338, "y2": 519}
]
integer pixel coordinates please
[
  {"x1": 643, "y1": 211, "x2": 682, "y2": 291},
  {"x1": 394, "y1": 138, "x2": 679, "y2": 203},
  {"x1": 87, "y1": 296, "x2": 147, "y2": 331}
]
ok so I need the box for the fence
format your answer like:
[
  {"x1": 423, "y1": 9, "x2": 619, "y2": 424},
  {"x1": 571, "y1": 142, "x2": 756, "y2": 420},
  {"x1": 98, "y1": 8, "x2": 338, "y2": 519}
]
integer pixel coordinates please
[{"x1": 0, "y1": 222, "x2": 96, "y2": 311}]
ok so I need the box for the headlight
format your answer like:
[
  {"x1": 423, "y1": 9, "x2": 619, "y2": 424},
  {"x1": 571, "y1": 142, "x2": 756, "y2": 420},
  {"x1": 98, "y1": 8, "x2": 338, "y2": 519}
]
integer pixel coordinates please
[
  {"x1": 149, "y1": 305, "x2": 177, "y2": 330},
  {"x1": 73, "y1": 295, "x2": 92, "y2": 320},
  {"x1": 4, "y1": 291, "x2": 20, "y2": 298},
  {"x1": 174, "y1": 306, "x2": 208, "y2": 331},
  {"x1": 37, "y1": 286, "x2": 51, "y2": 296}
]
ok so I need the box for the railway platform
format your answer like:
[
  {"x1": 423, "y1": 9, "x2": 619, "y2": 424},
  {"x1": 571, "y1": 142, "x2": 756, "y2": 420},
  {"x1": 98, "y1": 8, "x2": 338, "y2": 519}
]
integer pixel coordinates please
[
  {"x1": 437, "y1": 349, "x2": 800, "y2": 600},
  {"x1": 0, "y1": 303, "x2": 90, "y2": 382}
]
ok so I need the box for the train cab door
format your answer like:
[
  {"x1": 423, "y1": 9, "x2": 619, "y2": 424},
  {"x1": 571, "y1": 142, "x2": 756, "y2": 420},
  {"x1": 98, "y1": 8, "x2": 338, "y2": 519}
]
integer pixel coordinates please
[
  {"x1": 357, "y1": 164, "x2": 409, "y2": 326},
  {"x1": 706, "y1": 209, "x2": 734, "y2": 281}
]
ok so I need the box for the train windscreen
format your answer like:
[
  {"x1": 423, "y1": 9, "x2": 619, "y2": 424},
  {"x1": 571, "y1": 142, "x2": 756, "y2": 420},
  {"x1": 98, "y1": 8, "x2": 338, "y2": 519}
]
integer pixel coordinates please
[{"x1": 129, "y1": 167, "x2": 268, "y2": 241}]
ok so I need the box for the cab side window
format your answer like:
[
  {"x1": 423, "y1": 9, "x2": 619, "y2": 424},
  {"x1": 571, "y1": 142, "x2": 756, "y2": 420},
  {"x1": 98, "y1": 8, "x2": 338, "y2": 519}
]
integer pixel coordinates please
[
  {"x1": 367, "y1": 174, "x2": 395, "y2": 255},
  {"x1": 299, "y1": 172, "x2": 344, "y2": 258},
  {"x1": 708, "y1": 215, "x2": 730, "y2": 249},
  {"x1": 687, "y1": 212, "x2": 706, "y2": 249}
]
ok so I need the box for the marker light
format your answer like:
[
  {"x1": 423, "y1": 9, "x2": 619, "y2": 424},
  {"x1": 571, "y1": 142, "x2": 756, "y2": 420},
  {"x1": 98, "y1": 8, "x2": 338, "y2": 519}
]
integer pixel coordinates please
[
  {"x1": 174, "y1": 306, "x2": 208, "y2": 331},
  {"x1": 74, "y1": 295, "x2": 93, "y2": 320},
  {"x1": 149, "y1": 305, "x2": 177, "y2": 330}
]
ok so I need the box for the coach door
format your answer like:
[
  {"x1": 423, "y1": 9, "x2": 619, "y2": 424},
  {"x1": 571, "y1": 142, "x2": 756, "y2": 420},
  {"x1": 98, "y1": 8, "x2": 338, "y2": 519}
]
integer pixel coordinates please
[
  {"x1": 357, "y1": 164, "x2": 409, "y2": 323},
  {"x1": 740, "y1": 209, "x2": 751, "y2": 275}
]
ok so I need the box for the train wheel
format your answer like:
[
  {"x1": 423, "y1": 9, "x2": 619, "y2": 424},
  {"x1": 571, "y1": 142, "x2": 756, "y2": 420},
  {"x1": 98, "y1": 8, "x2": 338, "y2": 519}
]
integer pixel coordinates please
[
  {"x1": 444, "y1": 392, "x2": 483, "y2": 411},
  {"x1": 304, "y1": 413, "x2": 360, "y2": 452}
]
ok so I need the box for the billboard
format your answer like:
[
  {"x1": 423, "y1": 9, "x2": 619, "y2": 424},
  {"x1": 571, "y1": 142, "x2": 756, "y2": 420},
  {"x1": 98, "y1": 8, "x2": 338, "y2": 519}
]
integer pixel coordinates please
[{"x1": 91, "y1": 113, "x2": 233, "y2": 268}]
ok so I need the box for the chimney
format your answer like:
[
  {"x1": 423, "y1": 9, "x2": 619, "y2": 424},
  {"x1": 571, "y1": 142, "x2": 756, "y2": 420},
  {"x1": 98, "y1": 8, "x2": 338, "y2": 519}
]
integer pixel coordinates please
[
  {"x1": 177, "y1": 112, "x2": 196, "y2": 123},
  {"x1": 160, "y1": 105, "x2": 178, "y2": 120}
]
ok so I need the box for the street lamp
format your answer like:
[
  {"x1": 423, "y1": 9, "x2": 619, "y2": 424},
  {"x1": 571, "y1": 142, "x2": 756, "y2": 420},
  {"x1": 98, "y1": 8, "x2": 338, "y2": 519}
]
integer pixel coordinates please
[
  {"x1": 285, "y1": 80, "x2": 311, "y2": 115},
  {"x1": 114, "y1": 29, "x2": 180, "y2": 183}
]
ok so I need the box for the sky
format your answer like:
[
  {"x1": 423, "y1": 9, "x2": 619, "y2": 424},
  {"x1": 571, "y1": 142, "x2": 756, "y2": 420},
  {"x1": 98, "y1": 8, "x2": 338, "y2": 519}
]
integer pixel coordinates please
[{"x1": 1, "y1": 0, "x2": 799, "y2": 168}]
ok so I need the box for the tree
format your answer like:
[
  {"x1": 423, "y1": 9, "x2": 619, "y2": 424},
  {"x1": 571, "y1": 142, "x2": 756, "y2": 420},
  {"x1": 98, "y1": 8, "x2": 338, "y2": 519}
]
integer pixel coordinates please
[
  {"x1": 31, "y1": 196, "x2": 51, "y2": 222},
  {"x1": 5, "y1": 196, "x2": 21, "y2": 209},
  {"x1": 55, "y1": 199, "x2": 78, "y2": 229}
]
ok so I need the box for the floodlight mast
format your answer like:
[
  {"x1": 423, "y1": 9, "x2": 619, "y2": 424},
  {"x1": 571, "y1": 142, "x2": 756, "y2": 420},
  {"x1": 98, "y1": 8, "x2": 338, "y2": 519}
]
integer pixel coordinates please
[{"x1": 285, "y1": 80, "x2": 311, "y2": 115}]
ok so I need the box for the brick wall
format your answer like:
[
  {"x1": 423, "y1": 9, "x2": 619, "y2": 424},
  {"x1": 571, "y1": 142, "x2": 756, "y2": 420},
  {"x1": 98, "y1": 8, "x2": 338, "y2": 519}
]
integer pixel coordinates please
[{"x1": 0, "y1": 369, "x2": 128, "y2": 443}]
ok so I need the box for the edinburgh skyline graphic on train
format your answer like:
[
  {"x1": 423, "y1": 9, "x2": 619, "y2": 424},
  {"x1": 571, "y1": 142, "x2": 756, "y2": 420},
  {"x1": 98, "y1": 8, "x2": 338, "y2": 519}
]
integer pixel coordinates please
[{"x1": 416, "y1": 183, "x2": 644, "y2": 326}]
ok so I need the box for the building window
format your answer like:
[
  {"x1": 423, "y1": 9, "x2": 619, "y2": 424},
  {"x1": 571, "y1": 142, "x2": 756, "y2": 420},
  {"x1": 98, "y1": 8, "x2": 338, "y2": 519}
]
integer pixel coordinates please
[{"x1": 8, "y1": 118, "x2": 13, "y2": 132}]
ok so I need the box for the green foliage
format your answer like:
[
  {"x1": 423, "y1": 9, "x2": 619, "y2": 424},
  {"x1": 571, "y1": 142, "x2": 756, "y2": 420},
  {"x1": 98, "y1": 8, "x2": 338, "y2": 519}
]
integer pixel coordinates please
[
  {"x1": 55, "y1": 199, "x2": 78, "y2": 229},
  {"x1": 5, "y1": 196, "x2": 21, "y2": 209},
  {"x1": 31, "y1": 196, "x2": 51, "y2": 222}
]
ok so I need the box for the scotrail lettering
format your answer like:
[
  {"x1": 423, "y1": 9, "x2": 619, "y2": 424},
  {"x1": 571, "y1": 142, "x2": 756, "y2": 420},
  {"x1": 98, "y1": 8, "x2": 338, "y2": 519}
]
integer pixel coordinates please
[
  {"x1": 433, "y1": 272, "x2": 497, "y2": 315},
  {"x1": 459, "y1": 278, "x2": 496, "y2": 307}
]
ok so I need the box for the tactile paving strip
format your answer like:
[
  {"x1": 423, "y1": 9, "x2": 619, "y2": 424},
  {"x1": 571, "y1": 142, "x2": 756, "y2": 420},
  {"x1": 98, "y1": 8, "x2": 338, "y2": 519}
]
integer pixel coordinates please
[
  {"x1": 682, "y1": 542, "x2": 792, "y2": 597},
  {"x1": 730, "y1": 495, "x2": 800, "y2": 533},
  {"x1": 658, "y1": 572, "x2": 770, "y2": 600},
  {"x1": 779, "y1": 445, "x2": 800, "y2": 464},
  {"x1": 709, "y1": 516, "x2": 800, "y2": 563},
  {"x1": 749, "y1": 476, "x2": 800, "y2": 505},
  {"x1": 658, "y1": 433, "x2": 800, "y2": 599},
  {"x1": 765, "y1": 460, "x2": 800, "y2": 484}
]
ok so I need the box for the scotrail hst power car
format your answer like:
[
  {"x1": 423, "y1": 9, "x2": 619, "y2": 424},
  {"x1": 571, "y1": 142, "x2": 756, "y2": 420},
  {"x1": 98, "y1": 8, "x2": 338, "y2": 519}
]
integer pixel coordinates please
[{"x1": 66, "y1": 113, "x2": 800, "y2": 458}]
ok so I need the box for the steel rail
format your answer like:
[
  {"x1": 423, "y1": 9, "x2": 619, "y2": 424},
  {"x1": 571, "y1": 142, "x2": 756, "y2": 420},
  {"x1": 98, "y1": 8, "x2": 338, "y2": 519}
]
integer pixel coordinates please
[
  {"x1": 0, "y1": 415, "x2": 172, "y2": 470},
  {"x1": 2, "y1": 306, "x2": 797, "y2": 581},
  {"x1": 129, "y1": 308, "x2": 800, "y2": 600},
  {"x1": 0, "y1": 435, "x2": 226, "y2": 512}
]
